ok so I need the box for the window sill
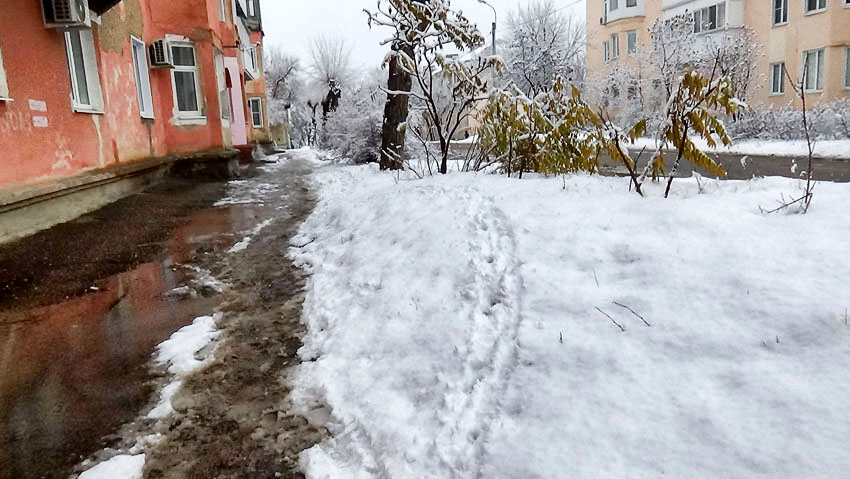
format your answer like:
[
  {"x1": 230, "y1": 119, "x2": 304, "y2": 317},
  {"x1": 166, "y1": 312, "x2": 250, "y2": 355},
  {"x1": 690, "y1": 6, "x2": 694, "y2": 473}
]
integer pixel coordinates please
[
  {"x1": 72, "y1": 106, "x2": 104, "y2": 115},
  {"x1": 769, "y1": 92, "x2": 785, "y2": 97},
  {"x1": 804, "y1": 8, "x2": 826, "y2": 16},
  {"x1": 140, "y1": 114, "x2": 155, "y2": 120},
  {"x1": 803, "y1": 89, "x2": 823, "y2": 94},
  {"x1": 0, "y1": 97, "x2": 13, "y2": 102},
  {"x1": 772, "y1": 21, "x2": 788, "y2": 28},
  {"x1": 173, "y1": 116, "x2": 207, "y2": 126}
]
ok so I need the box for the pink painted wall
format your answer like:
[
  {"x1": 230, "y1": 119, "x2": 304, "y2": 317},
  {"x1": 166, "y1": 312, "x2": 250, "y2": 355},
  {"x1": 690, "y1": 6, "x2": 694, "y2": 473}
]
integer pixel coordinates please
[{"x1": 0, "y1": 0, "x2": 262, "y2": 190}]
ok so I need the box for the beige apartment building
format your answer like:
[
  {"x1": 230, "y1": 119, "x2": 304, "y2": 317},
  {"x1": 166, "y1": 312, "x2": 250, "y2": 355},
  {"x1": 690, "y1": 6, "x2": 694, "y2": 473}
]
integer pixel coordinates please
[{"x1": 586, "y1": 0, "x2": 850, "y2": 108}]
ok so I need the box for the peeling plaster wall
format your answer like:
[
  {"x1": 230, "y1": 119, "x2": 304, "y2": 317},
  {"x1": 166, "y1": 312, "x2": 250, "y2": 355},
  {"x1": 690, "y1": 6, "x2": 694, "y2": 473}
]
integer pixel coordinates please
[
  {"x1": 0, "y1": 0, "x2": 263, "y2": 190},
  {"x1": 0, "y1": 2, "x2": 102, "y2": 187}
]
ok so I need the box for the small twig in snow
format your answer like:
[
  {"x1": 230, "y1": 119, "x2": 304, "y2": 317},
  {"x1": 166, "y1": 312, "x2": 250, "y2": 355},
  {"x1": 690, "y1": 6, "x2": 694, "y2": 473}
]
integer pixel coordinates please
[
  {"x1": 292, "y1": 238, "x2": 316, "y2": 248},
  {"x1": 593, "y1": 269, "x2": 599, "y2": 288},
  {"x1": 595, "y1": 307, "x2": 626, "y2": 333},
  {"x1": 612, "y1": 301, "x2": 651, "y2": 327}
]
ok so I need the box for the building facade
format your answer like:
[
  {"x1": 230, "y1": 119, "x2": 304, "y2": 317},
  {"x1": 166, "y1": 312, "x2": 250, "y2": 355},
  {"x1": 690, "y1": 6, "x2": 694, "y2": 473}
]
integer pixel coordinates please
[
  {"x1": 586, "y1": 0, "x2": 850, "y2": 108},
  {"x1": 0, "y1": 0, "x2": 270, "y2": 242}
]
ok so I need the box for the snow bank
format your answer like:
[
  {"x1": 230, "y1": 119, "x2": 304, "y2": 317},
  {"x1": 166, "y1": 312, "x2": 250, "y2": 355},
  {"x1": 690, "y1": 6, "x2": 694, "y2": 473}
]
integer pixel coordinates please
[
  {"x1": 291, "y1": 164, "x2": 850, "y2": 479},
  {"x1": 154, "y1": 314, "x2": 221, "y2": 376},
  {"x1": 630, "y1": 137, "x2": 850, "y2": 159},
  {"x1": 77, "y1": 454, "x2": 145, "y2": 479}
]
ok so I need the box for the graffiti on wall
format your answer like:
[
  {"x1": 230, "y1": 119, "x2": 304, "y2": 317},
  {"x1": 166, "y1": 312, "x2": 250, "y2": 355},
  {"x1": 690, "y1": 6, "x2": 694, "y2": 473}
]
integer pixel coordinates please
[{"x1": 0, "y1": 99, "x2": 50, "y2": 133}]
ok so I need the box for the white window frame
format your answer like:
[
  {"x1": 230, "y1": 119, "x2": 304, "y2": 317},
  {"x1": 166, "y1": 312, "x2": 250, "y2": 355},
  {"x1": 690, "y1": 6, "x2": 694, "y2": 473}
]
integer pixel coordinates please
[
  {"x1": 218, "y1": 0, "x2": 226, "y2": 21},
  {"x1": 247, "y1": 0, "x2": 255, "y2": 16},
  {"x1": 248, "y1": 97, "x2": 263, "y2": 128},
  {"x1": 610, "y1": 34, "x2": 620, "y2": 60},
  {"x1": 169, "y1": 42, "x2": 204, "y2": 121},
  {"x1": 844, "y1": 46, "x2": 850, "y2": 89},
  {"x1": 769, "y1": 62, "x2": 785, "y2": 95},
  {"x1": 802, "y1": 48, "x2": 825, "y2": 93},
  {"x1": 773, "y1": 0, "x2": 788, "y2": 26},
  {"x1": 603, "y1": 41, "x2": 610, "y2": 62},
  {"x1": 131, "y1": 36, "x2": 154, "y2": 119},
  {"x1": 64, "y1": 29, "x2": 104, "y2": 113},
  {"x1": 805, "y1": 0, "x2": 827, "y2": 14},
  {"x1": 0, "y1": 43, "x2": 9, "y2": 100},
  {"x1": 693, "y1": 2, "x2": 726, "y2": 34},
  {"x1": 626, "y1": 31, "x2": 637, "y2": 55}
]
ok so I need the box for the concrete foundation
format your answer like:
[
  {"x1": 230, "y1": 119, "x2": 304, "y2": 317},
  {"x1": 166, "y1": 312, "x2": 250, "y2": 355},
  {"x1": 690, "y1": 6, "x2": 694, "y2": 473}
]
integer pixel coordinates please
[{"x1": 0, "y1": 148, "x2": 241, "y2": 244}]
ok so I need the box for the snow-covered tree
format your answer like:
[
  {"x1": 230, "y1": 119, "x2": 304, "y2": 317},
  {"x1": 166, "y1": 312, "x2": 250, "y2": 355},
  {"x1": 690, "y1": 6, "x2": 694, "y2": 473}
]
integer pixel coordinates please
[
  {"x1": 321, "y1": 75, "x2": 386, "y2": 164},
  {"x1": 308, "y1": 36, "x2": 356, "y2": 121},
  {"x1": 503, "y1": 0, "x2": 585, "y2": 96},
  {"x1": 365, "y1": 0, "x2": 504, "y2": 174},
  {"x1": 587, "y1": 15, "x2": 759, "y2": 129},
  {"x1": 264, "y1": 46, "x2": 309, "y2": 147}
]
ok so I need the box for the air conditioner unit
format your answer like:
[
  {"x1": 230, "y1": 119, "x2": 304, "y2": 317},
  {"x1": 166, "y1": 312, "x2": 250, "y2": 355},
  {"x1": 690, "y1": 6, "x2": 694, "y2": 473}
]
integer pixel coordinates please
[
  {"x1": 149, "y1": 39, "x2": 174, "y2": 68},
  {"x1": 42, "y1": 0, "x2": 92, "y2": 29}
]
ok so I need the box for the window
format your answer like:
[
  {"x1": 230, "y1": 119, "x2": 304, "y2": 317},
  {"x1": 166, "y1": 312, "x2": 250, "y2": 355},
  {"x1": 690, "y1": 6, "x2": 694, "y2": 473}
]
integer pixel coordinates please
[
  {"x1": 602, "y1": 0, "x2": 608, "y2": 23},
  {"x1": 802, "y1": 48, "x2": 825, "y2": 92},
  {"x1": 131, "y1": 37, "x2": 154, "y2": 119},
  {"x1": 627, "y1": 31, "x2": 638, "y2": 55},
  {"x1": 170, "y1": 43, "x2": 203, "y2": 117},
  {"x1": 844, "y1": 46, "x2": 850, "y2": 89},
  {"x1": 248, "y1": 97, "x2": 263, "y2": 128},
  {"x1": 610, "y1": 33, "x2": 619, "y2": 59},
  {"x1": 773, "y1": 0, "x2": 788, "y2": 25},
  {"x1": 64, "y1": 30, "x2": 104, "y2": 112},
  {"x1": 610, "y1": 0, "x2": 618, "y2": 11},
  {"x1": 218, "y1": 0, "x2": 226, "y2": 21},
  {"x1": 806, "y1": 0, "x2": 826, "y2": 13},
  {"x1": 603, "y1": 41, "x2": 610, "y2": 62},
  {"x1": 246, "y1": 0, "x2": 255, "y2": 16},
  {"x1": 693, "y1": 2, "x2": 726, "y2": 33},
  {"x1": 0, "y1": 43, "x2": 8, "y2": 100},
  {"x1": 770, "y1": 62, "x2": 785, "y2": 94},
  {"x1": 627, "y1": 0, "x2": 637, "y2": 6}
]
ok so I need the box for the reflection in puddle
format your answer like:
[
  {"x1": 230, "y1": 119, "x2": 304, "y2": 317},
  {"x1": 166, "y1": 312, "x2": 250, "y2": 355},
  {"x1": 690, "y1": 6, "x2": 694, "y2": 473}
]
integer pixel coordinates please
[{"x1": 0, "y1": 201, "x2": 268, "y2": 479}]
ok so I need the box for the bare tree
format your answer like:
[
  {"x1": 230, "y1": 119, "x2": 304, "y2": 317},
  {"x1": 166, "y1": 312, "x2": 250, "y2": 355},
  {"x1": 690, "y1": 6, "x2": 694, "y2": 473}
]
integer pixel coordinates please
[
  {"x1": 264, "y1": 45, "x2": 301, "y2": 103},
  {"x1": 504, "y1": 0, "x2": 585, "y2": 96},
  {"x1": 307, "y1": 35, "x2": 356, "y2": 121}
]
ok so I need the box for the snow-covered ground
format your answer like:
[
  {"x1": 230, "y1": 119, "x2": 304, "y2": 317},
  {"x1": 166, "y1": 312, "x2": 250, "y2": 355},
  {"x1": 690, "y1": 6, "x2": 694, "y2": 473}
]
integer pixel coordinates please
[
  {"x1": 290, "y1": 164, "x2": 850, "y2": 478},
  {"x1": 629, "y1": 137, "x2": 850, "y2": 159}
]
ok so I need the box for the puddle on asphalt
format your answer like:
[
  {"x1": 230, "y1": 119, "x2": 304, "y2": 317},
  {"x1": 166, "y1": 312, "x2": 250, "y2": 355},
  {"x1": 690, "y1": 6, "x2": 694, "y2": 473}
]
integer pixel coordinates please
[{"x1": 0, "y1": 193, "x2": 273, "y2": 479}]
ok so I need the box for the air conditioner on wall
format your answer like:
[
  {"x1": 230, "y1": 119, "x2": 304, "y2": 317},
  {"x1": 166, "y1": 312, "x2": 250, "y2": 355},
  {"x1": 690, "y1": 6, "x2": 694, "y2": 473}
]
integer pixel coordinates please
[
  {"x1": 149, "y1": 39, "x2": 175, "y2": 68},
  {"x1": 41, "y1": 0, "x2": 92, "y2": 29}
]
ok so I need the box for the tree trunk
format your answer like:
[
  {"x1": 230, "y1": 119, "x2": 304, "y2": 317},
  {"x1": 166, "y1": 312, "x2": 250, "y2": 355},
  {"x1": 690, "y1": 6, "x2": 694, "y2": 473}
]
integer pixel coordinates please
[{"x1": 380, "y1": 45, "x2": 414, "y2": 171}]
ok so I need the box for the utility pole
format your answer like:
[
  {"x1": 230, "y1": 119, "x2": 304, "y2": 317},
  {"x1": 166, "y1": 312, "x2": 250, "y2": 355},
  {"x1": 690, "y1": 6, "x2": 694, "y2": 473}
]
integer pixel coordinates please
[{"x1": 477, "y1": 0, "x2": 497, "y2": 56}]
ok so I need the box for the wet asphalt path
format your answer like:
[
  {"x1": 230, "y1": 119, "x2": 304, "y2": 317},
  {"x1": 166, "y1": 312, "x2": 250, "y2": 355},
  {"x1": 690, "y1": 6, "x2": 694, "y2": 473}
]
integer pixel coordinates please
[{"x1": 0, "y1": 153, "x2": 316, "y2": 479}]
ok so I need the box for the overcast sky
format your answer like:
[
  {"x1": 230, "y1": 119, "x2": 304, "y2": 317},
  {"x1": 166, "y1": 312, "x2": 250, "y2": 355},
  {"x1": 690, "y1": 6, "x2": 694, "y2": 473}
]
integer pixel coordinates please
[{"x1": 261, "y1": 0, "x2": 586, "y2": 73}]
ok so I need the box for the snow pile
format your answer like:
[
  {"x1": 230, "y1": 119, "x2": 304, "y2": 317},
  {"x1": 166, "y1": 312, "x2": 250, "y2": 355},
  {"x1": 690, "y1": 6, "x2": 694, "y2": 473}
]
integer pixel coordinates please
[
  {"x1": 146, "y1": 314, "x2": 221, "y2": 419},
  {"x1": 629, "y1": 137, "x2": 850, "y2": 159},
  {"x1": 291, "y1": 164, "x2": 850, "y2": 478},
  {"x1": 77, "y1": 454, "x2": 145, "y2": 479},
  {"x1": 154, "y1": 314, "x2": 221, "y2": 376},
  {"x1": 228, "y1": 219, "x2": 274, "y2": 253}
]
